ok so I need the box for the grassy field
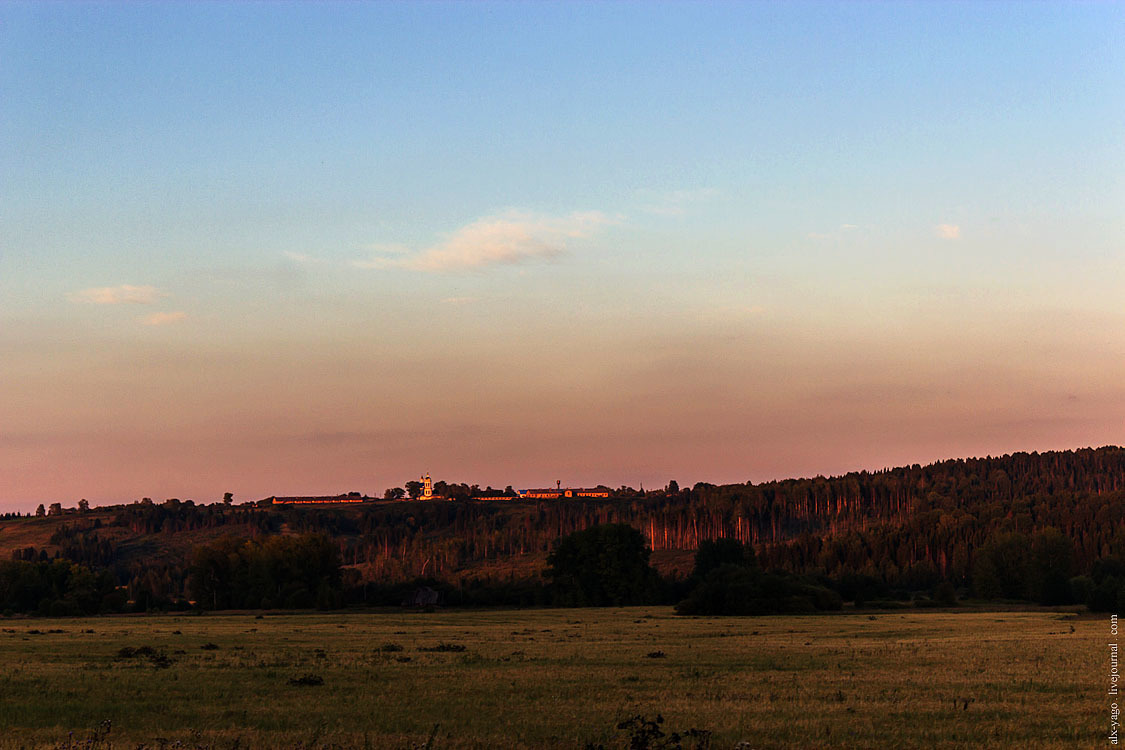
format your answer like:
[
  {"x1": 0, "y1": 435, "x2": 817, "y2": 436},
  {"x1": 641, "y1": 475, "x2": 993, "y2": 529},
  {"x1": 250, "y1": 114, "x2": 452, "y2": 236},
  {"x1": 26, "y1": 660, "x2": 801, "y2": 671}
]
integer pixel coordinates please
[{"x1": 0, "y1": 607, "x2": 1106, "y2": 749}]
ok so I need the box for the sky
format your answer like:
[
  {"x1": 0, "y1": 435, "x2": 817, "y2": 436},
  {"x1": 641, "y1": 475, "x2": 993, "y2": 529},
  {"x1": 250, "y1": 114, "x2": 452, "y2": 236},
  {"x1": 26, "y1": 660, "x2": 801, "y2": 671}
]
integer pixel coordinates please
[{"x1": 1, "y1": 2, "x2": 1123, "y2": 510}]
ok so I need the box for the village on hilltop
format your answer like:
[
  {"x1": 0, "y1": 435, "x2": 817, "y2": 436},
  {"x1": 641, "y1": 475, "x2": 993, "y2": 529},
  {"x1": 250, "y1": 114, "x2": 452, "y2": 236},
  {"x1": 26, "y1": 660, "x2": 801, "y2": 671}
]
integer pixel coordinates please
[{"x1": 265, "y1": 473, "x2": 612, "y2": 506}]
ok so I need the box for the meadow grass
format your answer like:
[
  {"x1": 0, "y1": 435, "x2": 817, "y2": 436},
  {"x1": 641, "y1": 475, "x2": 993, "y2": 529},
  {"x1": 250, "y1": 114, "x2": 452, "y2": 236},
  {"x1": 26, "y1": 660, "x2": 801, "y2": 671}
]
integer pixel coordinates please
[{"x1": 0, "y1": 607, "x2": 1105, "y2": 748}]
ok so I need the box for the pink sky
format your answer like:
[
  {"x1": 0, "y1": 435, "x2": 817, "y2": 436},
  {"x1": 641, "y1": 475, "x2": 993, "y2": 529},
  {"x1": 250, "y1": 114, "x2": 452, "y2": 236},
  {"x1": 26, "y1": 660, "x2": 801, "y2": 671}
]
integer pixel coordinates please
[
  {"x1": 2, "y1": 3, "x2": 1122, "y2": 511},
  {"x1": 3, "y1": 294, "x2": 1121, "y2": 511}
]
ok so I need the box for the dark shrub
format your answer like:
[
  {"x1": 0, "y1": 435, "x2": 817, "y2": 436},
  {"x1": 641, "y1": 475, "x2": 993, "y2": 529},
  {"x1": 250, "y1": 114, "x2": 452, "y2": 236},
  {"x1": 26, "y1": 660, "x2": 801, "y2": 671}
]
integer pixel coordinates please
[{"x1": 288, "y1": 674, "x2": 324, "y2": 686}]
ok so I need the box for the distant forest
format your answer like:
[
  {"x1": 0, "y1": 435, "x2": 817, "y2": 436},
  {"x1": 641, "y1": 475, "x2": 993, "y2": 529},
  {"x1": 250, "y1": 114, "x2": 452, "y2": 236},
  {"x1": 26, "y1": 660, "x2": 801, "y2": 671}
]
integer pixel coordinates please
[{"x1": 2, "y1": 446, "x2": 1124, "y2": 615}]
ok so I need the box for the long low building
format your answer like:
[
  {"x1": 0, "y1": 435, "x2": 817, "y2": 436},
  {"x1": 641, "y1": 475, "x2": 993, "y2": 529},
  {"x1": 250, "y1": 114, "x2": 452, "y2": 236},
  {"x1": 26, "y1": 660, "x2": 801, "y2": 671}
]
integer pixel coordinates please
[
  {"x1": 517, "y1": 488, "x2": 611, "y2": 499},
  {"x1": 267, "y1": 494, "x2": 370, "y2": 505}
]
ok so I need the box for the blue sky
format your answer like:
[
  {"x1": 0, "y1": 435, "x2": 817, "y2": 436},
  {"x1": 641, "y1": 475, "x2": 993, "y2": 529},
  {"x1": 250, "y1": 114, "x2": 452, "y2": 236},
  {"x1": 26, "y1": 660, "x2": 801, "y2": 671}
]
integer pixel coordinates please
[{"x1": 1, "y1": 2, "x2": 1122, "y2": 508}]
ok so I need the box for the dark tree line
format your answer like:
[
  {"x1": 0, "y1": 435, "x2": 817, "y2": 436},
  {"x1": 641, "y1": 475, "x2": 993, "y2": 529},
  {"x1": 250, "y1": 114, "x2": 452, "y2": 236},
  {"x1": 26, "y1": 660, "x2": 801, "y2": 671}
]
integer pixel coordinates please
[
  {"x1": 187, "y1": 534, "x2": 342, "y2": 610},
  {"x1": 544, "y1": 524, "x2": 663, "y2": 606},
  {"x1": 675, "y1": 538, "x2": 842, "y2": 616},
  {"x1": 257, "y1": 447, "x2": 1125, "y2": 587},
  {"x1": 112, "y1": 498, "x2": 274, "y2": 535},
  {"x1": 4, "y1": 446, "x2": 1125, "y2": 614},
  {"x1": 543, "y1": 531, "x2": 842, "y2": 615},
  {"x1": 0, "y1": 559, "x2": 123, "y2": 616}
]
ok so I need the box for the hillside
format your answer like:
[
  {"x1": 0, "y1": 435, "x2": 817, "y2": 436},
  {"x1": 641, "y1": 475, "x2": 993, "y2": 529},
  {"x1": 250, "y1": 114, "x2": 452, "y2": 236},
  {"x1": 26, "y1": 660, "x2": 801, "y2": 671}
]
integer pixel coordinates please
[{"x1": 2, "y1": 446, "x2": 1124, "y2": 605}]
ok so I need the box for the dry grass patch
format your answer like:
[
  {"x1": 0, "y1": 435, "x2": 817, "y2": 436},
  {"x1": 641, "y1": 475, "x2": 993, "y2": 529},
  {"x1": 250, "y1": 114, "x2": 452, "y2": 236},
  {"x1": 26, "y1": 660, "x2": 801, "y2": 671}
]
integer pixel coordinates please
[{"x1": 0, "y1": 608, "x2": 1102, "y2": 748}]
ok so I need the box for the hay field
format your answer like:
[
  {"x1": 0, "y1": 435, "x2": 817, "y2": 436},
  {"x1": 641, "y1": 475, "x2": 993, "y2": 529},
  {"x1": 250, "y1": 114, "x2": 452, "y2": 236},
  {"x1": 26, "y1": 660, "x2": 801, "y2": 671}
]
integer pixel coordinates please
[{"x1": 0, "y1": 608, "x2": 1105, "y2": 748}]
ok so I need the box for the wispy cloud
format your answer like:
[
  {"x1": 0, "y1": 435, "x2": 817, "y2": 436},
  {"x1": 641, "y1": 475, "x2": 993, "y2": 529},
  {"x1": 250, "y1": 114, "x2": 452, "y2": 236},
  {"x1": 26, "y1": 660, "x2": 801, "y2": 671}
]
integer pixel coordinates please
[
  {"x1": 68, "y1": 284, "x2": 167, "y2": 305},
  {"x1": 283, "y1": 251, "x2": 319, "y2": 264},
  {"x1": 637, "y1": 188, "x2": 720, "y2": 217},
  {"x1": 355, "y1": 210, "x2": 615, "y2": 272},
  {"x1": 141, "y1": 311, "x2": 187, "y2": 326},
  {"x1": 360, "y1": 242, "x2": 412, "y2": 256},
  {"x1": 936, "y1": 224, "x2": 961, "y2": 240},
  {"x1": 807, "y1": 223, "x2": 862, "y2": 240}
]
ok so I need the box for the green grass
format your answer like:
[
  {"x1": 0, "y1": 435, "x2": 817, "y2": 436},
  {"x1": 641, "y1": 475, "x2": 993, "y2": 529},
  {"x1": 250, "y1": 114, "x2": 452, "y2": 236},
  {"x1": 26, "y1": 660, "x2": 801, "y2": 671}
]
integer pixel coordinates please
[{"x1": 0, "y1": 608, "x2": 1106, "y2": 748}]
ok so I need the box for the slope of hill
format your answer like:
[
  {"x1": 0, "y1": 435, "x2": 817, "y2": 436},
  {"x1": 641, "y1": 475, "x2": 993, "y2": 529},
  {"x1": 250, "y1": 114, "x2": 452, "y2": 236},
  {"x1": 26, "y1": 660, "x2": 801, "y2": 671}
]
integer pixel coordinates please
[{"x1": 2, "y1": 446, "x2": 1123, "y2": 605}]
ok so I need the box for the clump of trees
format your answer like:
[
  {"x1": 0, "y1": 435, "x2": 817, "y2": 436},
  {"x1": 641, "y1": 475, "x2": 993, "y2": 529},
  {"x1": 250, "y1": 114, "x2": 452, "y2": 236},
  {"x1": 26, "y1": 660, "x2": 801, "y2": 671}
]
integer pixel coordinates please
[
  {"x1": 0, "y1": 559, "x2": 124, "y2": 616},
  {"x1": 969, "y1": 528, "x2": 1075, "y2": 604},
  {"x1": 113, "y1": 498, "x2": 271, "y2": 535},
  {"x1": 675, "y1": 539, "x2": 841, "y2": 616},
  {"x1": 545, "y1": 524, "x2": 663, "y2": 606},
  {"x1": 188, "y1": 533, "x2": 342, "y2": 610},
  {"x1": 542, "y1": 529, "x2": 845, "y2": 615},
  {"x1": 1072, "y1": 556, "x2": 1125, "y2": 614}
]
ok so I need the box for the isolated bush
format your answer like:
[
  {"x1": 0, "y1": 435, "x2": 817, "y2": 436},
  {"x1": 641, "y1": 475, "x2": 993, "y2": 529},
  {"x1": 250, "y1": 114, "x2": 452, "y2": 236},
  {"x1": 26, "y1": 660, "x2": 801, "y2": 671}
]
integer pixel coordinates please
[
  {"x1": 417, "y1": 643, "x2": 466, "y2": 653},
  {"x1": 585, "y1": 714, "x2": 712, "y2": 750},
  {"x1": 288, "y1": 674, "x2": 324, "y2": 687},
  {"x1": 115, "y1": 645, "x2": 174, "y2": 668}
]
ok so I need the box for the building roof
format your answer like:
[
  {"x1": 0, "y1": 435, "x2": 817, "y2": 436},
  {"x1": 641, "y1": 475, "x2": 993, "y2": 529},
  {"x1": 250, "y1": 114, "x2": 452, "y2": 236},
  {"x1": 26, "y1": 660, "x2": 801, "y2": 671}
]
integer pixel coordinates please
[{"x1": 268, "y1": 495, "x2": 369, "y2": 504}]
